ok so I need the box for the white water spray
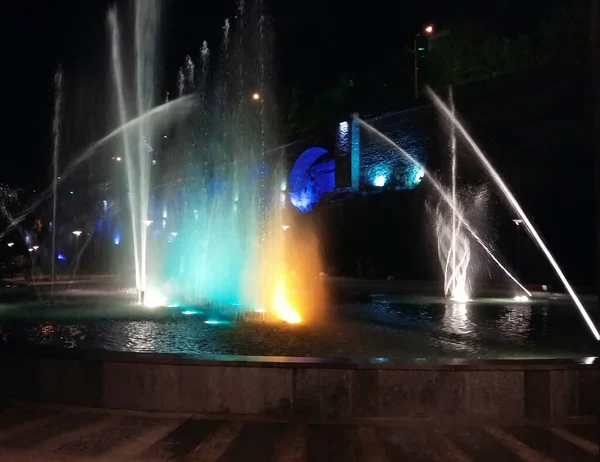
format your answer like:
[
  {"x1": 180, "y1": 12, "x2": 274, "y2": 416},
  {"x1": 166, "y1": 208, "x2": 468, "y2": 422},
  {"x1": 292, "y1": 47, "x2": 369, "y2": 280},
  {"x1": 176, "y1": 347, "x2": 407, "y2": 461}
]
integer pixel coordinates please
[
  {"x1": 51, "y1": 66, "x2": 63, "y2": 296},
  {"x1": 427, "y1": 87, "x2": 600, "y2": 341},
  {"x1": 355, "y1": 117, "x2": 531, "y2": 298}
]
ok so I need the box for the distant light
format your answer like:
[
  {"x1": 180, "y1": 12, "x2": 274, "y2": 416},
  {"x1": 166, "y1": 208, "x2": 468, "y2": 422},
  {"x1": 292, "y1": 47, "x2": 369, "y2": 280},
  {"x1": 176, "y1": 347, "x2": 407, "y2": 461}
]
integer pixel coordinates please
[
  {"x1": 193, "y1": 209, "x2": 198, "y2": 214},
  {"x1": 418, "y1": 47, "x2": 425, "y2": 51},
  {"x1": 113, "y1": 233, "x2": 120, "y2": 245},
  {"x1": 254, "y1": 308, "x2": 266, "y2": 313},
  {"x1": 339, "y1": 121, "x2": 349, "y2": 132},
  {"x1": 424, "y1": 24, "x2": 434, "y2": 34},
  {"x1": 116, "y1": 157, "x2": 122, "y2": 162},
  {"x1": 170, "y1": 232, "x2": 178, "y2": 237},
  {"x1": 513, "y1": 218, "x2": 524, "y2": 226},
  {"x1": 72, "y1": 230, "x2": 82, "y2": 237},
  {"x1": 163, "y1": 135, "x2": 167, "y2": 138},
  {"x1": 32, "y1": 245, "x2": 39, "y2": 251},
  {"x1": 513, "y1": 295, "x2": 529, "y2": 302},
  {"x1": 152, "y1": 159, "x2": 157, "y2": 165},
  {"x1": 143, "y1": 220, "x2": 153, "y2": 227},
  {"x1": 182, "y1": 310, "x2": 196, "y2": 315},
  {"x1": 280, "y1": 180, "x2": 287, "y2": 191},
  {"x1": 69, "y1": 191, "x2": 74, "y2": 195},
  {"x1": 7, "y1": 242, "x2": 14, "y2": 247},
  {"x1": 57, "y1": 253, "x2": 66, "y2": 261},
  {"x1": 252, "y1": 92, "x2": 260, "y2": 101},
  {"x1": 373, "y1": 175, "x2": 387, "y2": 187},
  {"x1": 205, "y1": 320, "x2": 221, "y2": 325},
  {"x1": 28, "y1": 248, "x2": 34, "y2": 252},
  {"x1": 103, "y1": 200, "x2": 108, "y2": 211},
  {"x1": 282, "y1": 225, "x2": 290, "y2": 231}
]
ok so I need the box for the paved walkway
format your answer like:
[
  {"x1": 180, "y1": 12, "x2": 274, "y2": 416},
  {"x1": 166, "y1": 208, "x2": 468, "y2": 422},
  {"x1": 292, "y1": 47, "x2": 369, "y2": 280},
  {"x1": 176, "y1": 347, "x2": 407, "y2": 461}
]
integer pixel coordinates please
[{"x1": 0, "y1": 403, "x2": 597, "y2": 461}]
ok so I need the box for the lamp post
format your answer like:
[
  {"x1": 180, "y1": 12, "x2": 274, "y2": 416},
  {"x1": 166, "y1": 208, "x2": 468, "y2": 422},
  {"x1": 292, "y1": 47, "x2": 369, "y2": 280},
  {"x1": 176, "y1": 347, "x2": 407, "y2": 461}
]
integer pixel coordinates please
[
  {"x1": 414, "y1": 24, "x2": 434, "y2": 98},
  {"x1": 512, "y1": 219, "x2": 523, "y2": 276},
  {"x1": 72, "y1": 230, "x2": 83, "y2": 280}
]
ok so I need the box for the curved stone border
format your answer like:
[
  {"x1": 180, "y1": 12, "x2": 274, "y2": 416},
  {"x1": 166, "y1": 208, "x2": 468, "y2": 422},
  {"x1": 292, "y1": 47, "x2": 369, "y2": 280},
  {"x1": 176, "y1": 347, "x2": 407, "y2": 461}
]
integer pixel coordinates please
[{"x1": 0, "y1": 348, "x2": 598, "y2": 422}]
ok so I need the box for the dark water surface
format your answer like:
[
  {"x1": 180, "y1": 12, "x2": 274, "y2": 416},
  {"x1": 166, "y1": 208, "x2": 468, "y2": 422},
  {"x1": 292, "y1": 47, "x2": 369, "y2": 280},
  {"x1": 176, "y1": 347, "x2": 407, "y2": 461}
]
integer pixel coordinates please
[{"x1": 0, "y1": 286, "x2": 599, "y2": 360}]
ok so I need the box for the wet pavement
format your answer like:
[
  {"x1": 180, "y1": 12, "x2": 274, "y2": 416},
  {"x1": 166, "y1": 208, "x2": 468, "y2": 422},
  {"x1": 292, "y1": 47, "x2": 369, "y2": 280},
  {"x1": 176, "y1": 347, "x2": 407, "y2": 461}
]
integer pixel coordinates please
[{"x1": 0, "y1": 402, "x2": 596, "y2": 461}]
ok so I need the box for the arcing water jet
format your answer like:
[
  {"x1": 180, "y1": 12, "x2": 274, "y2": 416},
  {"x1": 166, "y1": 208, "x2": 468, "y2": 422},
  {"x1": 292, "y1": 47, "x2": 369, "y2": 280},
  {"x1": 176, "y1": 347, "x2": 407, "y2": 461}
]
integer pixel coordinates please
[
  {"x1": 426, "y1": 87, "x2": 600, "y2": 341},
  {"x1": 355, "y1": 117, "x2": 531, "y2": 299}
]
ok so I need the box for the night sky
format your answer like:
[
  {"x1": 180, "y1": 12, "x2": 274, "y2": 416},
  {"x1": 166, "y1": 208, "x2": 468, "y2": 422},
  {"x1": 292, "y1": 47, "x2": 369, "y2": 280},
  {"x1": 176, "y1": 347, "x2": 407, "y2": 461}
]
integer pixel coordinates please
[{"x1": 1, "y1": 0, "x2": 572, "y2": 188}]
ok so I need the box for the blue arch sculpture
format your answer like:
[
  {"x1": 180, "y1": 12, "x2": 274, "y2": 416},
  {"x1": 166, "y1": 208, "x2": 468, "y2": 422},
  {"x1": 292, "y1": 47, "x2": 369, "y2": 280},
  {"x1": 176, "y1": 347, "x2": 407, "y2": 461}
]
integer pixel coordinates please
[{"x1": 289, "y1": 146, "x2": 335, "y2": 212}]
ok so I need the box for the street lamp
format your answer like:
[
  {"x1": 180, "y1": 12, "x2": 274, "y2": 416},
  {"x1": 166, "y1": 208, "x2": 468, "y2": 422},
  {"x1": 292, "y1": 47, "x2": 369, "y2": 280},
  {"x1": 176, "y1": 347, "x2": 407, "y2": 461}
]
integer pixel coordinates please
[
  {"x1": 512, "y1": 219, "x2": 524, "y2": 276},
  {"x1": 252, "y1": 92, "x2": 261, "y2": 101},
  {"x1": 414, "y1": 24, "x2": 434, "y2": 98}
]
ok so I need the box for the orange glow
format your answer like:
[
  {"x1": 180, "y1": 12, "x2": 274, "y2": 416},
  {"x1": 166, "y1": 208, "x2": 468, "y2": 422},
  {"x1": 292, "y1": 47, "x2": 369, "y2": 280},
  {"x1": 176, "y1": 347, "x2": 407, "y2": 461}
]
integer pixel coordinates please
[
  {"x1": 272, "y1": 276, "x2": 302, "y2": 323},
  {"x1": 247, "y1": 209, "x2": 325, "y2": 325}
]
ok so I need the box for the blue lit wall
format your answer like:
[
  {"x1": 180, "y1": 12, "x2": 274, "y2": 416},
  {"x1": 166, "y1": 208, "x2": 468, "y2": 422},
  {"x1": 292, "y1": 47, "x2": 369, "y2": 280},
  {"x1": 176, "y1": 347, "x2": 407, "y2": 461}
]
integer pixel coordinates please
[
  {"x1": 356, "y1": 107, "x2": 430, "y2": 191},
  {"x1": 289, "y1": 147, "x2": 335, "y2": 212}
]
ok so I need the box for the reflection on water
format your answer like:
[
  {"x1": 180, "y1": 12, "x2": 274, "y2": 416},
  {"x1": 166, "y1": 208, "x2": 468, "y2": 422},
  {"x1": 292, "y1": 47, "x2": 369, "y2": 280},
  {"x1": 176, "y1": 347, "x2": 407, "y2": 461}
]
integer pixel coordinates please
[
  {"x1": 118, "y1": 321, "x2": 157, "y2": 352},
  {"x1": 0, "y1": 294, "x2": 598, "y2": 360},
  {"x1": 497, "y1": 303, "x2": 532, "y2": 339},
  {"x1": 442, "y1": 303, "x2": 473, "y2": 336}
]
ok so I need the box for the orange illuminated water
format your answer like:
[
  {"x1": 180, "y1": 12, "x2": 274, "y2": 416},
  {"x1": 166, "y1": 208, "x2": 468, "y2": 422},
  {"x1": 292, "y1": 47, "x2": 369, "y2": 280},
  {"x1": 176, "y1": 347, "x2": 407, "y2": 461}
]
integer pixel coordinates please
[
  {"x1": 272, "y1": 276, "x2": 302, "y2": 324},
  {"x1": 249, "y1": 213, "x2": 325, "y2": 324}
]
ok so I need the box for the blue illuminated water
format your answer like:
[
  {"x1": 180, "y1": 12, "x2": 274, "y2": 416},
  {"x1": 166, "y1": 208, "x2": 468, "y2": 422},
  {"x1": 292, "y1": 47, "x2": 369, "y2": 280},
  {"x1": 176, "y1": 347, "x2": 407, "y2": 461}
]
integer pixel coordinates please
[{"x1": 106, "y1": 0, "x2": 281, "y2": 309}]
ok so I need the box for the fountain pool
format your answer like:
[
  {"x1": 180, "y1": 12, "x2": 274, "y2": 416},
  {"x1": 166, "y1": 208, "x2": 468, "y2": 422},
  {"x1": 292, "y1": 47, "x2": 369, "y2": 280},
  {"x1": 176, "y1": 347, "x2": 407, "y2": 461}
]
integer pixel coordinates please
[{"x1": 0, "y1": 281, "x2": 598, "y2": 361}]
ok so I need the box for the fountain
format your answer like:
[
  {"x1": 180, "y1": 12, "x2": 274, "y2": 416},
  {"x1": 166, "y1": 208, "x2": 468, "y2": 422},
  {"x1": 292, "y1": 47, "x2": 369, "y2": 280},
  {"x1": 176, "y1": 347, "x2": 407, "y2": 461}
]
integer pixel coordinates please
[
  {"x1": 425, "y1": 87, "x2": 600, "y2": 341},
  {"x1": 428, "y1": 184, "x2": 491, "y2": 302},
  {"x1": 125, "y1": 0, "x2": 305, "y2": 319},
  {"x1": 108, "y1": 1, "x2": 160, "y2": 304},
  {"x1": 426, "y1": 87, "x2": 492, "y2": 302},
  {"x1": 51, "y1": 66, "x2": 63, "y2": 297},
  {"x1": 354, "y1": 117, "x2": 531, "y2": 299}
]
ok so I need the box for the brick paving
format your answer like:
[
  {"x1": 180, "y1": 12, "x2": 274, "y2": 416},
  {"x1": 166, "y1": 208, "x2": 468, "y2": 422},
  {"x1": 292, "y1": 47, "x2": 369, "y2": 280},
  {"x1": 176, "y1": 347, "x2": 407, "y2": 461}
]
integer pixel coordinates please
[{"x1": 0, "y1": 403, "x2": 597, "y2": 461}]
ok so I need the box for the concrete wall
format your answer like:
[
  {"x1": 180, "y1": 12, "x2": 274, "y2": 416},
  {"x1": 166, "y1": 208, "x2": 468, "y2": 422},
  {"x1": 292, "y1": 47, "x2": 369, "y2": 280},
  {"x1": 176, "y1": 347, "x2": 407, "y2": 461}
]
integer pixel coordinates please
[{"x1": 0, "y1": 351, "x2": 597, "y2": 422}]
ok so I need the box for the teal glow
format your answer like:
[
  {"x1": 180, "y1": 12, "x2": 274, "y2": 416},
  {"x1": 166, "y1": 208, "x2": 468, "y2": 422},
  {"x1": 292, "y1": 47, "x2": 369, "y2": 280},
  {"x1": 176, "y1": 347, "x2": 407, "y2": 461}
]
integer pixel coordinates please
[
  {"x1": 205, "y1": 319, "x2": 231, "y2": 325},
  {"x1": 351, "y1": 118, "x2": 360, "y2": 189}
]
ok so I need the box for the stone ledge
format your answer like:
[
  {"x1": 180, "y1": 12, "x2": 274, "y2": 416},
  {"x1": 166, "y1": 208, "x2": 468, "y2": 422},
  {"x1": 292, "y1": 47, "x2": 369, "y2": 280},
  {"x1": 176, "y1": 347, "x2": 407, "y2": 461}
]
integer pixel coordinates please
[
  {"x1": 0, "y1": 346, "x2": 597, "y2": 370},
  {"x1": 0, "y1": 350, "x2": 598, "y2": 422}
]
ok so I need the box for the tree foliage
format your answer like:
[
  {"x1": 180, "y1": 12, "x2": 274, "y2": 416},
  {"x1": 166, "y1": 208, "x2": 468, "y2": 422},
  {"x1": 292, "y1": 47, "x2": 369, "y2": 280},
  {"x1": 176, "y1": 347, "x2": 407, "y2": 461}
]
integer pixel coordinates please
[{"x1": 427, "y1": 1, "x2": 588, "y2": 88}]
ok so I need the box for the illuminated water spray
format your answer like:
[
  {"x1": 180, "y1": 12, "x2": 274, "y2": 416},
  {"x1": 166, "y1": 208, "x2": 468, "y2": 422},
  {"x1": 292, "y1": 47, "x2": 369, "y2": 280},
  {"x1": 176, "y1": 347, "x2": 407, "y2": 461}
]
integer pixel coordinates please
[
  {"x1": 445, "y1": 87, "x2": 471, "y2": 302},
  {"x1": 429, "y1": 184, "x2": 491, "y2": 303},
  {"x1": 355, "y1": 117, "x2": 531, "y2": 298},
  {"x1": 109, "y1": 0, "x2": 160, "y2": 303},
  {"x1": 427, "y1": 87, "x2": 600, "y2": 341}
]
